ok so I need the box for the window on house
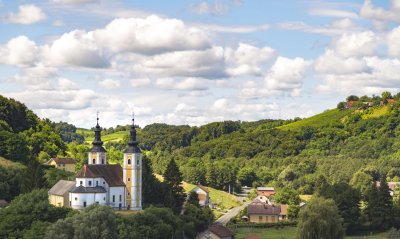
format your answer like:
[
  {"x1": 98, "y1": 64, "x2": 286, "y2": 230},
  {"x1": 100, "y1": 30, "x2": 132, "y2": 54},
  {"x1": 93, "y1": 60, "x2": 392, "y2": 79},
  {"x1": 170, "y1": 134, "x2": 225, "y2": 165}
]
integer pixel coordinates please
[
  {"x1": 101, "y1": 159, "x2": 104, "y2": 164},
  {"x1": 70, "y1": 201, "x2": 71, "y2": 206},
  {"x1": 259, "y1": 216, "x2": 262, "y2": 222},
  {"x1": 112, "y1": 195, "x2": 115, "y2": 202},
  {"x1": 75, "y1": 197, "x2": 77, "y2": 201},
  {"x1": 92, "y1": 158, "x2": 95, "y2": 164},
  {"x1": 137, "y1": 159, "x2": 139, "y2": 165},
  {"x1": 128, "y1": 192, "x2": 130, "y2": 196},
  {"x1": 128, "y1": 159, "x2": 131, "y2": 165},
  {"x1": 96, "y1": 201, "x2": 99, "y2": 204},
  {"x1": 103, "y1": 197, "x2": 106, "y2": 201},
  {"x1": 80, "y1": 181, "x2": 83, "y2": 186},
  {"x1": 103, "y1": 181, "x2": 105, "y2": 184},
  {"x1": 128, "y1": 178, "x2": 130, "y2": 182},
  {"x1": 119, "y1": 195, "x2": 122, "y2": 201},
  {"x1": 96, "y1": 181, "x2": 98, "y2": 186},
  {"x1": 83, "y1": 202, "x2": 86, "y2": 207},
  {"x1": 88, "y1": 181, "x2": 92, "y2": 186}
]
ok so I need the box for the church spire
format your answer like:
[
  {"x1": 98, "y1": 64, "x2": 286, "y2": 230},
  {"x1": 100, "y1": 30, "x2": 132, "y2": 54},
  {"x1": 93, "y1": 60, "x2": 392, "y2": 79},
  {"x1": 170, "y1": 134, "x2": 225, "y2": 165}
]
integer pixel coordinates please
[
  {"x1": 124, "y1": 113, "x2": 141, "y2": 153},
  {"x1": 89, "y1": 113, "x2": 106, "y2": 153}
]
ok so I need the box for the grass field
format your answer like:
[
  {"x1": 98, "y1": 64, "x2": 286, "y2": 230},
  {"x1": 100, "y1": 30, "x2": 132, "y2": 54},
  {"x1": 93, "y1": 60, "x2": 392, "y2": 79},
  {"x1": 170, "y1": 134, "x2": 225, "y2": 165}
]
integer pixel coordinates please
[
  {"x1": 234, "y1": 227, "x2": 389, "y2": 239},
  {"x1": 361, "y1": 106, "x2": 389, "y2": 119},
  {"x1": 0, "y1": 156, "x2": 25, "y2": 169},
  {"x1": 84, "y1": 130, "x2": 129, "y2": 143},
  {"x1": 278, "y1": 108, "x2": 354, "y2": 131},
  {"x1": 155, "y1": 174, "x2": 240, "y2": 210}
]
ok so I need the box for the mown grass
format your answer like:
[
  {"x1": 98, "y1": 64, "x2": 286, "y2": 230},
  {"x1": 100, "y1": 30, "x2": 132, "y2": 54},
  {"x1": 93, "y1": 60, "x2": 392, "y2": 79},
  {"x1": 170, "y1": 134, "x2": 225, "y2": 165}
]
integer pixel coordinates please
[
  {"x1": 278, "y1": 109, "x2": 354, "y2": 131},
  {"x1": 155, "y1": 174, "x2": 240, "y2": 210},
  {"x1": 234, "y1": 226, "x2": 389, "y2": 239}
]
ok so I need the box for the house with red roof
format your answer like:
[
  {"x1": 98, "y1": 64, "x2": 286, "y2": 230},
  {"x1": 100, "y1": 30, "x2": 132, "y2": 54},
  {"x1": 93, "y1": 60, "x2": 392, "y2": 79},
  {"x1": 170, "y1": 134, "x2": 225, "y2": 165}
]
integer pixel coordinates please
[{"x1": 190, "y1": 184, "x2": 210, "y2": 207}]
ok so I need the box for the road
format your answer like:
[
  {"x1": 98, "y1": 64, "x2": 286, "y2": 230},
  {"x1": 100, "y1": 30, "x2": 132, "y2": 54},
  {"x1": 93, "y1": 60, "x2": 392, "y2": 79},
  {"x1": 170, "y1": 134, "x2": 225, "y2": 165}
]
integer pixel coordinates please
[
  {"x1": 215, "y1": 201, "x2": 250, "y2": 225},
  {"x1": 196, "y1": 201, "x2": 250, "y2": 239}
]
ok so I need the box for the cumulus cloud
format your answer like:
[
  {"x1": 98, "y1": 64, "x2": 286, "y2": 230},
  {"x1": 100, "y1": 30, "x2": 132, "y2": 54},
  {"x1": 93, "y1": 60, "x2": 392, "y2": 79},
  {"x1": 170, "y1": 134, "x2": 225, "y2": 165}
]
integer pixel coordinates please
[
  {"x1": 12, "y1": 64, "x2": 58, "y2": 89},
  {"x1": 155, "y1": 78, "x2": 208, "y2": 91},
  {"x1": 388, "y1": 26, "x2": 400, "y2": 57},
  {"x1": 360, "y1": 0, "x2": 400, "y2": 23},
  {"x1": 314, "y1": 50, "x2": 369, "y2": 75},
  {"x1": 42, "y1": 30, "x2": 109, "y2": 68},
  {"x1": 0, "y1": 36, "x2": 38, "y2": 66},
  {"x1": 93, "y1": 15, "x2": 210, "y2": 54},
  {"x1": 332, "y1": 31, "x2": 379, "y2": 57},
  {"x1": 6, "y1": 4, "x2": 46, "y2": 24},
  {"x1": 225, "y1": 43, "x2": 276, "y2": 76},
  {"x1": 98, "y1": 79, "x2": 121, "y2": 89},
  {"x1": 130, "y1": 78, "x2": 151, "y2": 88},
  {"x1": 135, "y1": 47, "x2": 226, "y2": 78}
]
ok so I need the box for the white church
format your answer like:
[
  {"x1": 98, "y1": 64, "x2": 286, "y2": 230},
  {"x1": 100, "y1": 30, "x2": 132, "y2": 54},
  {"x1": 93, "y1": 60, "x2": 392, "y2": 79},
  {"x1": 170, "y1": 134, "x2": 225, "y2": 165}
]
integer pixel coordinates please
[{"x1": 48, "y1": 117, "x2": 142, "y2": 211}]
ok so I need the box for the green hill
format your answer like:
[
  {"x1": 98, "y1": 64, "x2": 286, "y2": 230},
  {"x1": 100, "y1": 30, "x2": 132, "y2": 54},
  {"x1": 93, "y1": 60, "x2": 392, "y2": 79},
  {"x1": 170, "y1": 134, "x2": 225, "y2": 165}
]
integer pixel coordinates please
[
  {"x1": 278, "y1": 108, "x2": 355, "y2": 131},
  {"x1": 84, "y1": 130, "x2": 129, "y2": 143},
  {"x1": 0, "y1": 156, "x2": 25, "y2": 169}
]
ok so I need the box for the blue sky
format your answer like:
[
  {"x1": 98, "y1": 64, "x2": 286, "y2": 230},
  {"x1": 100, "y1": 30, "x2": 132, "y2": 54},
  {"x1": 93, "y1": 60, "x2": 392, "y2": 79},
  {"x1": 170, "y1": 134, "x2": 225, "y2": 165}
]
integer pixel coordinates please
[{"x1": 0, "y1": 0, "x2": 400, "y2": 128}]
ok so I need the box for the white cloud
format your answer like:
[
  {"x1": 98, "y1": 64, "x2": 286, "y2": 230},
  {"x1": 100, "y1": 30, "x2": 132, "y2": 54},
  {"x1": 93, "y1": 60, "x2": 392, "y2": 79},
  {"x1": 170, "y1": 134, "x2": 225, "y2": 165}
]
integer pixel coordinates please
[
  {"x1": 155, "y1": 78, "x2": 208, "y2": 91},
  {"x1": 130, "y1": 78, "x2": 151, "y2": 88},
  {"x1": 308, "y1": 8, "x2": 358, "y2": 19},
  {"x1": 388, "y1": 26, "x2": 400, "y2": 57},
  {"x1": 98, "y1": 79, "x2": 121, "y2": 89},
  {"x1": 360, "y1": 0, "x2": 400, "y2": 23},
  {"x1": 12, "y1": 64, "x2": 57, "y2": 89},
  {"x1": 314, "y1": 50, "x2": 369, "y2": 75},
  {"x1": 225, "y1": 43, "x2": 276, "y2": 76},
  {"x1": 52, "y1": 20, "x2": 64, "y2": 27},
  {"x1": 136, "y1": 47, "x2": 226, "y2": 78},
  {"x1": 333, "y1": 31, "x2": 379, "y2": 57},
  {"x1": 42, "y1": 30, "x2": 109, "y2": 68},
  {"x1": 264, "y1": 57, "x2": 311, "y2": 96},
  {"x1": 0, "y1": 36, "x2": 38, "y2": 66},
  {"x1": 279, "y1": 21, "x2": 359, "y2": 36},
  {"x1": 6, "y1": 4, "x2": 46, "y2": 24},
  {"x1": 93, "y1": 15, "x2": 210, "y2": 54}
]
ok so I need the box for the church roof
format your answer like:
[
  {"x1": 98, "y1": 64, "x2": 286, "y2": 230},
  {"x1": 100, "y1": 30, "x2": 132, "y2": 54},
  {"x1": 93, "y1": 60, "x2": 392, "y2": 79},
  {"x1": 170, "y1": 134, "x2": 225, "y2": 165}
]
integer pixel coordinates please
[
  {"x1": 70, "y1": 186, "x2": 107, "y2": 194},
  {"x1": 48, "y1": 180, "x2": 76, "y2": 196},
  {"x1": 76, "y1": 164, "x2": 125, "y2": 187},
  {"x1": 48, "y1": 158, "x2": 76, "y2": 165},
  {"x1": 124, "y1": 116, "x2": 141, "y2": 154}
]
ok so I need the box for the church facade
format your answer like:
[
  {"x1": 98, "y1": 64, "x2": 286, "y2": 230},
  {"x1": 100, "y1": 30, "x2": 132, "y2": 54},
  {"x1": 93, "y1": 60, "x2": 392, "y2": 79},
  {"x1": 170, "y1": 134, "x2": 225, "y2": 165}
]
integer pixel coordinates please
[{"x1": 50, "y1": 117, "x2": 142, "y2": 211}]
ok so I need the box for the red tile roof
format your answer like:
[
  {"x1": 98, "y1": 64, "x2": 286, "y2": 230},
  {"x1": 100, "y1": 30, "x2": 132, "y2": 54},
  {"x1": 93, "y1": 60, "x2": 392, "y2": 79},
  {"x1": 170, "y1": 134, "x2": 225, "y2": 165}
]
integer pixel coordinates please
[
  {"x1": 209, "y1": 225, "x2": 233, "y2": 238},
  {"x1": 51, "y1": 158, "x2": 76, "y2": 165},
  {"x1": 76, "y1": 164, "x2": 125, "y2": 187},
  {"x1": 247, "y1": 202, "x2": 288, "y2": 216}
]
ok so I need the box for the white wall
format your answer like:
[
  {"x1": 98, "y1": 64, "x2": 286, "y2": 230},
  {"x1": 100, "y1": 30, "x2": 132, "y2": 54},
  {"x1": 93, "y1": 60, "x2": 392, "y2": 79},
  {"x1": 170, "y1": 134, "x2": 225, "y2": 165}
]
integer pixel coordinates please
[
  {"x1": 69, "y1": 192, "x2": 107, "y2": 210},
  {"x1": 108, "y1": 186, "x2": 125, "y2": 209}
]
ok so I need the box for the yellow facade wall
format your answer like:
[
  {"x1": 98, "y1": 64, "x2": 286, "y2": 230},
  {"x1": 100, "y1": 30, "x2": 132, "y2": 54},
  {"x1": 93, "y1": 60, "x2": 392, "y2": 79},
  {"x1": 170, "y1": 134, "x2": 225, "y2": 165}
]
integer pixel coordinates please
[
  {"x1": 249, "y1": 214, "x2": 279, "y2": 223},
  {"x1": 49, "y1": 194, "x2": 66, "y2": 207},
  {"x1": 48, "y1": 160, "x2": 75, "y2": 173}
]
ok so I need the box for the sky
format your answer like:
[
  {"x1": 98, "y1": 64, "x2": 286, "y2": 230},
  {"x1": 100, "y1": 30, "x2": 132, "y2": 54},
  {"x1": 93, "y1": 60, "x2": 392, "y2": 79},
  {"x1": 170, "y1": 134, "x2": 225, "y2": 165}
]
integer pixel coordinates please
[{"x1": 0, "y1": 0, "x2": 400, "y2": 128}]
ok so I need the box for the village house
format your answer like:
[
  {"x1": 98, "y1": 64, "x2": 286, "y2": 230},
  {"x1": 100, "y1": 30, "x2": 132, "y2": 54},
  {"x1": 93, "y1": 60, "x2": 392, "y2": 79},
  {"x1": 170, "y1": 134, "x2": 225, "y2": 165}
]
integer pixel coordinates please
[
  {"x1": 46, "y1": 157, "x2": 76, "y2": 172},
  {"x1": 253, "y1": 195, "x2": 271, "y2": 204},
  {"x1": 208, "y1": 224, "x2": 234, "y2": 239},
  {"x1": 190, "y1": 184, "x2": 210, "y2": 207},
  {"x1": 48, "y1": 180, "x2": 75, "y2": 207},
  {"x1": 376, "y1": 181, "x2": 400, "y2": 196},
  {"x1": 256, "y1": 187, "x2": 275, "y2": 197},
  {"x1": 247, "y1": 201, "x2": 288, "y2": 223}
]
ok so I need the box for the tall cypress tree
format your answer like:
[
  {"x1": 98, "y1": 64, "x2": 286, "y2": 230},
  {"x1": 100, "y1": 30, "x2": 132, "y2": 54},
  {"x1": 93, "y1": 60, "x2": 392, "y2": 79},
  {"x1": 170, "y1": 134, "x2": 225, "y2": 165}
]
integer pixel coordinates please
[{"x1": 163, "y1": 158, "x2": 186, "y2": 213}]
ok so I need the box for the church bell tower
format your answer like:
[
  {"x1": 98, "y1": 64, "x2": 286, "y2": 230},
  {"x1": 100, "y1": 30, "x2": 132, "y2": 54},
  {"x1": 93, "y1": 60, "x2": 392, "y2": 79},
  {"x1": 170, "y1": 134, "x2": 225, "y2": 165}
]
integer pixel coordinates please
[
  {"x1": 88, "y1": 115, "x2": 107, "y2": 165},
  {"x1": 123, "y1": 115, "x2": 142, "y2": 210}
]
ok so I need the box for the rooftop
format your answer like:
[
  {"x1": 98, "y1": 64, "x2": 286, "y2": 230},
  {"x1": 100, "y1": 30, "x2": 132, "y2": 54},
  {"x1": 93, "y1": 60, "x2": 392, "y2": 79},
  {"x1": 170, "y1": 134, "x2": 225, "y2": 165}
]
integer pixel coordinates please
[{"x1": 48, "y1": 180, "x2": 76, "y2": 196}]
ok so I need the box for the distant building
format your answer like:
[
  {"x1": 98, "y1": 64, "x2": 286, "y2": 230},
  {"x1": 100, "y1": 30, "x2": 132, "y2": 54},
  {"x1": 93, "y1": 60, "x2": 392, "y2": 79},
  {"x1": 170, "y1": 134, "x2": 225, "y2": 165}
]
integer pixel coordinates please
[
  {"x1": 253, "y1": 195, "x2": 271, "y2": 204},
  {"x1": 247, "y1": 201, "x2": 288, "y2": 223},
  {"x1": 376, "y1": 181, "x2": 400, "y2": 196},
  {"x1": 208, "y1": 224, "x2": 234, "y2": 239},
  {"x1": 48, "y1": 180, "x2": 75, "y2": 207},
  {"x1": 256, "y1": 187, "x2": 275, "y2": 197},
  {"x1": 46, "y1": 158, "x2": 76, "y2": 172},
  {"x1": 190, "y1": 184, "x2": 210, "y2": 207}
]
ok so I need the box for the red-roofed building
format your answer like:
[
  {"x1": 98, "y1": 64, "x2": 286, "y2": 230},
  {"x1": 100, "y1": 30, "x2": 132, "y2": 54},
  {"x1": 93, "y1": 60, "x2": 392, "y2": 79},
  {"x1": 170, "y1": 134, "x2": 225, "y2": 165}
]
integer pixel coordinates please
[
  {"x1": 247, "y1": 201, "x2": 289, "y2": 223},
  {"x1": 208, "y1": 224, "x2": 234, "y2": 239},
  {"x1": 46, "y1": 158, "x2": 76, "y2": 172},
  {"x1": 190, "y1": 184, "x2": 210, "y2": 207}
]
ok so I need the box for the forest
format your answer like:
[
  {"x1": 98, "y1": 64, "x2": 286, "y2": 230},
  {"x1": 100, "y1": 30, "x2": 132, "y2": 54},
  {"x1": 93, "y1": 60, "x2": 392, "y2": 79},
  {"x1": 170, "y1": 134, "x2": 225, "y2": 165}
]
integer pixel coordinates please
[{"x1": 2, "y1": 91, "x2": 400, "y2": 237}]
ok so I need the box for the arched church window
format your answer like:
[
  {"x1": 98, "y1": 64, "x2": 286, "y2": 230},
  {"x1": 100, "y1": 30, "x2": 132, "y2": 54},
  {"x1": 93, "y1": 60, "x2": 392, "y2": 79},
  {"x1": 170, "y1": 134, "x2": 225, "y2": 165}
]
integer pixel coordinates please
[
  {"x1": 92, "y1": 158, "x2": 95, "y2": 164},
  {"x1": 101, "y1": 159, "x2": 104, "y2": 164},
  {"x1": 128, "y1": 159, "x2": 131, "y2": 165}
]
